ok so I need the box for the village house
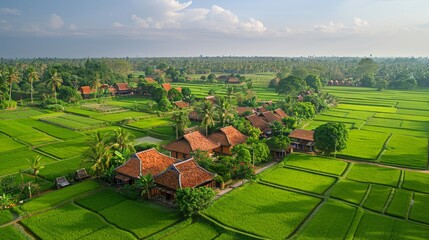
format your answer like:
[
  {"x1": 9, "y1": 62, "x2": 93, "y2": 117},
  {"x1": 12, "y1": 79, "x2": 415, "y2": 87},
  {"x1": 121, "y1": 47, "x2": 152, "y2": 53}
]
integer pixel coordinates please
[
  {"x1": 154, "y1": 158, "x2": 216, "y2": 201},
  {"x1": 274, "y1": 108, "x2": 288, "y2": 118},
  {"x1": 289, "y1": 129, "x2": 315, "y2": 151},
  {"x1": 188, "y1": 110, "x2": 200, "y2": 122},
  {"x1": 208, "y1": 126, "x2": 247, "y2": 155},
  {"x1": 162, "y1": 83, "x2": 182, "y2": 93},
  {"x1": 204, "y1": 95, "x2": 215, "y2": 103},
  {"x1": 245, "y1": 114, "x2": 271, "y2": 134},
  {"x1": 114, "y1": 148, "x2": 176, "y2": 184},
  {"x1": 144, "y1": 77, "x2": 156, "y2": 84},
  {"x1": 173, "y1": 100, "x2": 190, "y2": 109},
  {"x1": 79, "y1": 86, "x2": 96, "y2": 99},
  {"x1": 163, "y1": 131, "x2": 220, "y2": 160},
  {"x1": 114, "y1": 82, "x2": 132, "y2": 95},
  {"x1": 236, "y1": 107, "x2": 255, "y2": 116}
]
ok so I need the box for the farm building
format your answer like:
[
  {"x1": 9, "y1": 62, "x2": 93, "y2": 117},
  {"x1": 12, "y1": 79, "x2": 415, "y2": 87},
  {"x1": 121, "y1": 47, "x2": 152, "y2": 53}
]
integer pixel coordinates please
[
  {"x1": 154, "y1": 158, "x2": 216, "y2": 201},
  {"x1": 260, "y1": 111, "x2": 282, "y2": 124},
  {"x1": 79, "y1": 86, "x2": 96, "y2": 99},
  {"x1": 204, "y1": 95, "x2": 215, "y2": 103},
  {"x1": 236, "y1": 107, "x2": 255, "y2": 116},
  {"x1": 114, "y1": 148, "x2": 176, "y2": 185},
  {"x1": 274, "y1": 108, "x2": 288, "y2": 118},
  {"x1": 163, "y1": 131, "x2": 220, "y2": 160},
  {"x1": 173, "y1": 100, "x2": 190, "y2": 109},
  {"x1": 208, "y1": 126, "x2": 247, "y2": 155},
  {"x1": 245, "y1": 114, "x2": 270, "y2": 134},
  {"x1": 289, "y1": 129, "x2": 315, "y2": 151},
  {"x1": 114, "y1": 82, "x2": 132, "y2": 95},
  {"x1": 144, "y1": 77, "x2": 156, "y2": 84}
]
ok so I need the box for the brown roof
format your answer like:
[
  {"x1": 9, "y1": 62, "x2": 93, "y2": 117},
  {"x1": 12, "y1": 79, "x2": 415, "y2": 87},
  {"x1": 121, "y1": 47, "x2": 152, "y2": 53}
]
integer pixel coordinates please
[
  {"x1": 176, "y1": 87, "x2": 182, "y2": 92},
  {"x1": 174, "y1": 101, "x2": 189, "y2": 109},
  {"x1": 163, "y1": 131, "x2": 220, "y2": 155},
  {"x1": 115, "y1": 148, "x2": 176, "y2": 179},
  {"x1": 108, "y1": 87, "x2": 117, "y2": 94},
  {"x1": 115, "y1": 83, "x2": 130, "y2": 91},
  {"x1": 256, "y1": 106, "x2": 268, "y2": 113},
  {"x1": 205, "y1": 96, "x2": 215, "y2": 100},
  {"x1": 245, "y1": 114, "x2": 270, "y2": 132},
  {"x1": 236, "y1": 107, "x2": 255, "y2": 116},
  {"x1": 208, "y1": 126, "x2": 247, "y2": 147},
  {"x1": 154, "y1": 158, "x2": 215, "y2": 190},
  {"x1": 289, "y1": 129, "x2": 314, "y2": 141},
  {"x1": 162, "y1": 83, "x2": 171, "y2": 92},
  {"x1": 188, "y1": 111, "x2": 200, "y2": 121},
  {"x1": 79, "y1": 86, "x2": 96, "y2": 95},
  {"x1": 145, "y1": 77, "x2": 156, "y2": 83},
  {"x1": 274, "y1": 108, "x2": 288, "y2": 118},
  {"x1": 227, "y1": 77, "x2": 240, "y2": 84},
  {"x1": 261, "y1": 111, "x2": 281, "y2": 123}
]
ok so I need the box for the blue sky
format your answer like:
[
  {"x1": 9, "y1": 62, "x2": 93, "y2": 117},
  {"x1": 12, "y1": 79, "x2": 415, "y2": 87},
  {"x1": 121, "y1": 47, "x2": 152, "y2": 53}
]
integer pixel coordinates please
[{"x1": 1, "y1": 0, "x2": 429, "y2": 58}]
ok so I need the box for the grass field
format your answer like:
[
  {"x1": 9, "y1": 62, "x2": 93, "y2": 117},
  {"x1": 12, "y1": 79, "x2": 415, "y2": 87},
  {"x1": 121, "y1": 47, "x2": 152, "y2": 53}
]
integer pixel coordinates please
[
  {"x1": 402, "y1": 171, "x2": 429, "y2": 194},
  {"x1": 338, "y1": 130, "x2": 390, "y2": 160},
  {"x1": 353, "y1": 212, "x2": 429, "y2": 239},
  {"x1": 0, "y1": 134, "x2": 25, "y2": 153},
  {"x1": 75, "y1": 189, "x2": 127, "y2": 212},
  {"x1": 386, "y1": 189, "x2": 413, "y2": 218},
  {"x1": 329, "y1": 179, "x2": 368, "y2": 205},
  {"x1": 283, "y1": 153, "x2": 348, "y2": 176},
  {"x1": 0, "y1": 210, "x2": 13, "y2": 225},
  {"x1": 363, "y1": 185, "x2": 392, "y2": 212},
  {"x1": 261, "y1": 167, "x2": 336, "y2": 194},
  {"x1": 381, "y1": 134, "x2": 428, "y2": 168},
  {"x1": 346, "y1": 164, "x2": 401, "y2": 187},
  {"x1": 0, "y1": 149, "x2": 56, "y2": 176},
  {"x1": 409, "y1": 193, "x2": 429, "y2": 224},
  {"x1": 37, "y1": 139, "x2": 89, "y2": 159},
  {"x1": 204, "y1": 183, "x2": 321, "y2": 239},
  {"x1": 297, "y1": 200, "x2": 357, "y2": 240},
  {"x1": 0, "y1": 225, "x2": 27, "y2": 240},
  {"x1": 38, "y1": 156, "x2": 81, "y2": 181},
  {"x1": 161, "y1": 221, "x2": 219, "y2": 240}
]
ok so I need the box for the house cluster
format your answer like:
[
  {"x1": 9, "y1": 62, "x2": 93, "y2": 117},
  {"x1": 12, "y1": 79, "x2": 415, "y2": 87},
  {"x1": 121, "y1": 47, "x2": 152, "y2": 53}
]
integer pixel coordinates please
[
  {"x1": 79, "y1": 82, "x2": 133, "y2": 99},
  {"x1": 114, "y1": 125, "x2": 247, "y2": 201},
  {"x1": 243, "y1": 104, "x2": 289, "y2": 135},
  {"x1": 328, "y1": 79, "x2": 353, "y2": 86}
]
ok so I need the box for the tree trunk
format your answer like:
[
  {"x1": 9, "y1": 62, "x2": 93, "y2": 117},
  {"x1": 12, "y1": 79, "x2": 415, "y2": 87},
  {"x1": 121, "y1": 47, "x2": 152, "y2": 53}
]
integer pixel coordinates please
[
  {"x1": 9, "y1": 82, "x2": 12, "y2": 103},
  {"x1": 30, "y1": 80, "x2": 34, "y2": 103},
  {"x1": 176, "y1": 126, "x2": 179, "y2": 139},
  {"x1": 54, "y1": 90, "x2": 57, "y2": 104}
]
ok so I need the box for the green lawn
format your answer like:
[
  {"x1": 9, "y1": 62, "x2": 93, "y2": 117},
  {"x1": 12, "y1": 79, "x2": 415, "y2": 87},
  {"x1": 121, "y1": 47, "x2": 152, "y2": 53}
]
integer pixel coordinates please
[
  {"x1": 204, "y1": 183, "x2": 321, "y2": 239},
  {"x1": 283, "y1": 154, "x2": 348, "y2": 176},
  {"x1": 99, "y1": 200, "x2": 180, "y2": 238},
  {"x1": 329, "y1": 180, "x2": 368, "y2": 205},
  {"x1": 338, "y1": 130, "x2": 389, "y2": 160},
  {"x1": 20, "y1": 181, "x2": 100, "y2": 213},
  {"x1": 353, "y1": 212, "x2": 429, "y2": 239},
  {"x1": 346, "y1": 164, "x2": 401, "y2": 187},
  {"x1": 297, "y1": 200, "x2": 357, "y2": 240},
  {"x1": 261, "y1": 167, "x2": 336, "y2": 194}
]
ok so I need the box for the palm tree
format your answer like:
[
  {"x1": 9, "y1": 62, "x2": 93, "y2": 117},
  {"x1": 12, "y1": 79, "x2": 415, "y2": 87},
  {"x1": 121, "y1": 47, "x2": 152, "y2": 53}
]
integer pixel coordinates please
[
  {"x1": 91, "y1": 73, "x2": 102, "y2": 99},
  {"x1": 199, "y1": 100, "x2": 217, "y2": 136},
  {"x1": 136, "y1": 174, "x2": 156, "y2": 201},
  {"x1": 27, "y1": 66, "x2": 39, "y2": 103},
  {"x1": 111, "y1": 128, "x2": 135, "y2": 154},
  {"x1": 172, "y1": 111, "x2": 191, "y2": 139},
  {"x1": 27, "y1": 155, "x2": 44, "y2": 182},
  {"x1": 47, "y1": 70, "x2": 63, "y2": 104},
  {"x1": 81, "y1": 132, "x2": 118, "y2": 177},
  {"x1": 5, "y1": 66, "x2": 19, "y2": 104},
  {"x1": 217, "y1": 100, "x2": 234, "y2": 127}
]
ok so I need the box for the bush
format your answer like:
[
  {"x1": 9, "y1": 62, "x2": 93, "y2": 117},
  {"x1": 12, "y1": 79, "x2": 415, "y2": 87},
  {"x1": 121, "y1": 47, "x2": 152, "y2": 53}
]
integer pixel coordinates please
[
  {"x1": 120, "y1": 184, "x2": 139, "y2": 200},
  {"x1": 46, "y1": 104, "x2": 64, "y2": 112},
  {"x1": 176, "y1": 187, "x2": 215, "y2": 217}
]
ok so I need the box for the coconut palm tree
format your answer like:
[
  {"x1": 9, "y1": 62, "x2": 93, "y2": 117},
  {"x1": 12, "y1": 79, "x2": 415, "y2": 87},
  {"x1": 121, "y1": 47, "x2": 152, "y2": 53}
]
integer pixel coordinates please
[
  {"x1": 81, "y1": 132, "x2": 118, "y2": 177},
  {"x1": 111, "y1": 128, "x2": 135, "y2": 154},
  {"x1": 136, "y1": 174, "x2": 156, "y2": 201},
  {"x1": 199, "y1": 100, "x2": 217, "y2": 136},
  {"x1": 217, "y1": 100, "x2": 234, "y2": 127},
  {"x1": 172, "y1": 111, "x2": 191, "y2": 139},
  {"x1": 27, "y1": 66, "x2": 39, "y2": 103},
  {"x1": 46, "y1": 70, "x2": 63, "y2": 104},
  {"x1": 91, "y1": 72, "x2": 102, "y2": 99},
  {"x1": 26, "y1": 155, "x2": 44, "y2": 182},
  {"x1": 5, "y1": 66, "x2": 19, "y2": 104}
]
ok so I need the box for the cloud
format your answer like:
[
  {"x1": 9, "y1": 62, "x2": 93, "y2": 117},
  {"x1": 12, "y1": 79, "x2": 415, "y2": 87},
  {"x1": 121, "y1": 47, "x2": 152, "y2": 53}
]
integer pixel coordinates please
[
  {"x1": 354, "y1": 17, "x2": 369, "y2": 28},
  {"x1": 49, "y1": 14, "x2": 64, "y2": 29},
  {"x1": 113, "y1": 22, "x2": 124, "y2": 28},
  {"x1": 130, "y1": 0, "x2": 266, "y2": 34},
  {"x1": 69, "y1": 24, "x2": 77, "y2": 30},
  {"x1": 0, "y1": 8, "x2": 20, "y2": 15},
  {"x1": 314, "y1": 22, "x2": 346, "y2": 33}
]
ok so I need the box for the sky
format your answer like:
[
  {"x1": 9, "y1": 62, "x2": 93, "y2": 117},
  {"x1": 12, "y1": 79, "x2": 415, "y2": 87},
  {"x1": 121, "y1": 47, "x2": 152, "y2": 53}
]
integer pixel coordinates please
[{"x1": 1, "y1": 0, "x2": 429, "y2": 58}]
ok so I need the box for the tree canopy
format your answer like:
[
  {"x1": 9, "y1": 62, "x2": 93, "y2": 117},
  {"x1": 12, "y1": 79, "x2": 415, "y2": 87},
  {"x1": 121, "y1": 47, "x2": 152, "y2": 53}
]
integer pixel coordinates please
[{"x1": 314, "y1": 122, "x2": 348, "y2": 155}]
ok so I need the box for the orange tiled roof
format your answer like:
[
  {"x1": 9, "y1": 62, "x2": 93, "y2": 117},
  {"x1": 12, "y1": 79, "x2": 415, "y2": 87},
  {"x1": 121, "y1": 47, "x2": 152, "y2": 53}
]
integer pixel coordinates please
[
  {"x1": 209, "y1": 126, "x2": 247, "y2": 147},
  {"x1": 289, "y1": 129, "x2": 314, "y2": 141},
  {"x1": 274, "y1": 108, "x2": 288, "y2": 118},
  {"x1": 174, "y1": 101, "x2": 189, "y2": 109},
  {"x1": 162, "y1": 83, "x2": 171, "y2": 91},
  {"x1": 79, "y1": 86, "x2": 96, "y2": 95},
  {"x1": 176, "y1": 87, "x2": 182, "y2": 92},
  {"x1": 163, "y1": 131, "x2": 220, "y2": 155},
  {"x1": 236, "y1": 107, "x2": 255, "y2": 115},
  {"x1": 154, "y1": 158, "x2": 215, "y2": 189},
  {"x1": 256, "y1": 106, "x2": 268, "y2": 113},
  {"x1": 115, "y1": 148, "x2": 176, "y2": 179},
  {"x1": 245, "y1": 114, "x2": 269, "y2": 131},
  {"x1": 261, "y1": 111, "x2": 281, "y2": 123},
  {"x1": 115, "y1": 82, "x2": 130, "y2": 91}
]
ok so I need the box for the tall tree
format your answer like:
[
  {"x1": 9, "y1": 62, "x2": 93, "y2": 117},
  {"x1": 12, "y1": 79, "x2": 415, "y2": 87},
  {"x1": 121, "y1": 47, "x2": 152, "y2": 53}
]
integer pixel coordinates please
[
  {"x1": 176, "y1": 187, "x2": 215, "y2": 217},
  {"x1": 314, "y1": 122, "x2": 348, "y2": 156},
  {"x1": 111, "y1": 128, "x2": 135, "y2": 155},
  {"x1": 91, "y1": 72, "x2": 102, "y2": 99},
  {"x1": 5, "y1": 66, "x2": 19, "y2": 104},
  {"x1": 81, "y1": 132, "x2": 118, "y2": 177},
  {"x1": 46, "y1": 70, "x2": 63, "y2": 104},
  {"x1": 27, "y1": 155, "x2": 44, "y2": 182},
  {"x1": 172, "y1": 111, "x2": 191, "y2": 139},
  {"x1": 136, "y1": 174, "x2": 156, "y2": 201},
  {"x1": 276, "y1": 76, "x2": 306, "y2": 96},
  {"x1": 199, "y1": 100, "x2": 217, "y2": 136},
  {"x1": 304, "y1": 75, "x2": 323, "y2": 92},
  {"x1": 27, "y1": 66, "x2": 39, "y2": 103},
  {"x1": 217, "y1": 100, "x2": 234, "y2": 127}
]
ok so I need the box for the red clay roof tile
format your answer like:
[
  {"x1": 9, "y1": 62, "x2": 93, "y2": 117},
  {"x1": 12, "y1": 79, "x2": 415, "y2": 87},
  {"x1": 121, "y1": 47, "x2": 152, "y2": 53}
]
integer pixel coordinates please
[
  {"x1": 163, "y1": 131, "x2": 219, "y2": 155},
  {"x1": 289, "y1": 129, "x2": 314, "y2": 141}
]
